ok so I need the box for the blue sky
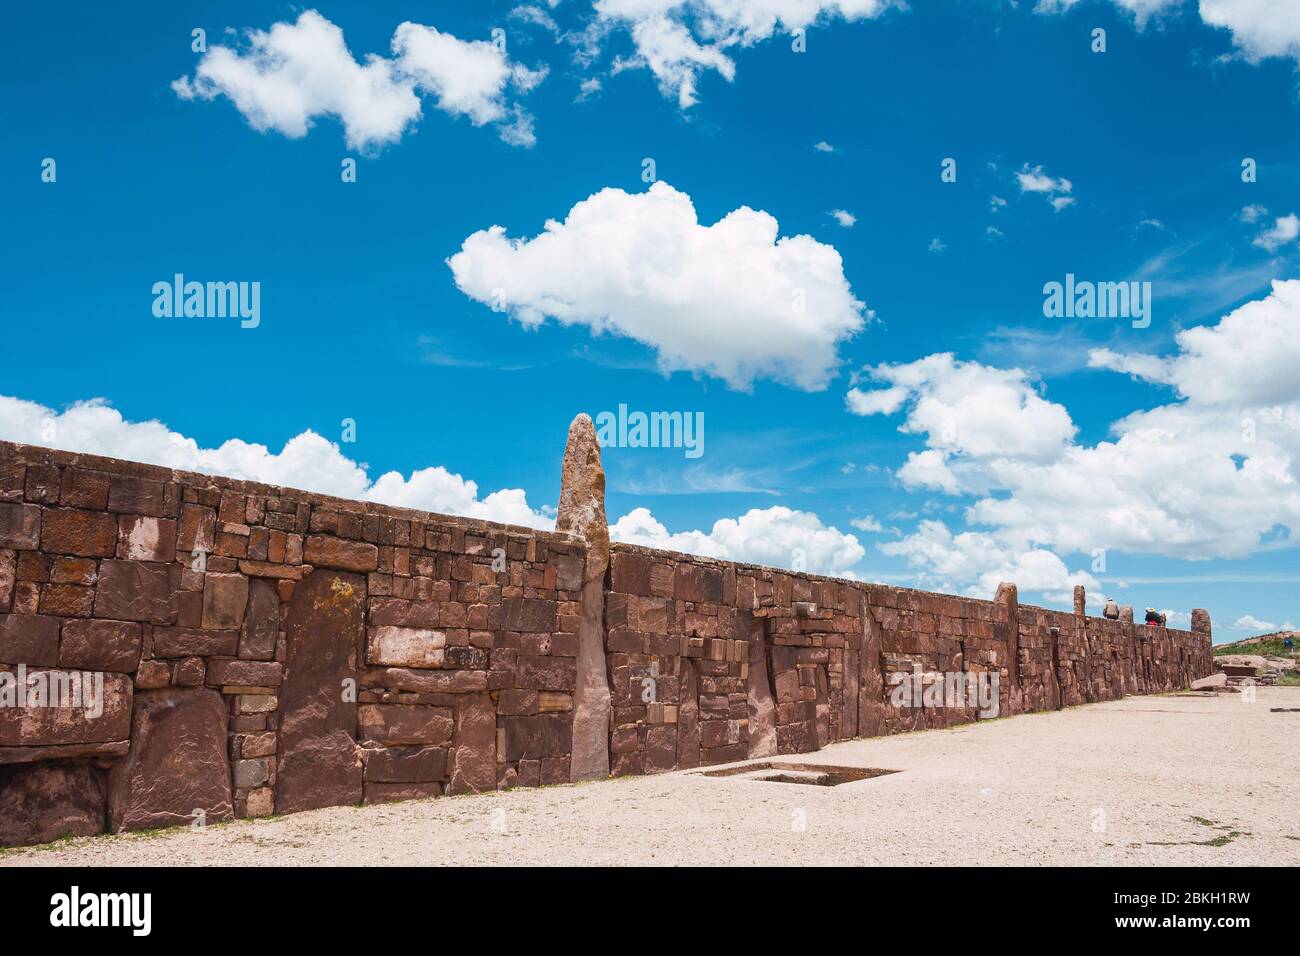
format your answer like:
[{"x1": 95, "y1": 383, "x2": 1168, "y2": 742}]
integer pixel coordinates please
[{"x1": 3, "y1": 1, "x2": 1298, "y2": 641}]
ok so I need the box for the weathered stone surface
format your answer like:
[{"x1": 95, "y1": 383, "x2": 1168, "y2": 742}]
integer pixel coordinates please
[
  {"x1": 744, "y1": 615, "x2": 778, "y2": 758},
  {"x1": 0, "y1": 762, "x2": 106, "y2": 847},
  {"x1": 0, "y1": 666, "x2": 131, "y2": 748},
  {"x1": 515, "y1": 655, "x2": 577, "y2": 691},
  {"x1": 367, "y1": 625, "x2": 446, "y2": 669},
  {"x1": 107, "y1": 687, "x2": 232, "y2": 832},
  {"x1": 239, "y1": 578, "x2": 279, "y2": 660},
  {"x1": 363, "y1": 744, "x2": 448, "y2": 783},
  {"x1": 0, "y1": 739, "x2": 129, "y2": 765},
  {"x1": 554, "y1": 414, "x2": 611, "y2": 783},
  {"x1": 1191, "y1": 672, "x2": 1227, "y2": 690},
  {"x1": 364, "y1": 781, "x2": 442, "y2": 804},
  {"x1": 152, "y1": 627, "x2": 238, "y2": 658},
  {"x1": 675, "y1": 563, "x2": 724, "y2": 603},
  {"x1": 358, "y1": 704, "x2": 453, "y2": 746},
  {"x1": 0, "y1": 502, "x2": 41, "y2": 549},
  {"x1": 116, "y1": 514, "x2": 177, "y2": 562},
  {"x1": 206, "y1": 659, "x2": 282, "y2": 687},
  {"x1": 363, "y1": 667, "x2": 488, "y2": 693},
  {"x1": 59, "y1": 619, "x2": 142, "y2": 672},
  {"x1": 106, "y1": 476, "x2": 168, "y2": 516},
  {"x1": 40, "y1": 507, "x2": 118, "y2": 557},
  {"x1": 858, "y1": 595, "x2": 887, "y2": 738},
  {"x1": 304, "y1": 535, "x2": 378, "y2": 572},
  {"x1": 93, "y1": 560, "x2": 177, "y2": 624},
  {"x1": 500, "y1": 597, "x2": 558, "y2": 632},
  {"x1": 447, "y1": 691, "x2": 495, "y2": 795},
  {"x1": 1073, "y1": 585, "x2": 1086, "y2": 616},
  {"x1": 202, "y1": 572, "x2": 249, "y2": 630},
  {"x1": 276, "y1": 570, "x2": 364, "y2": 814},
  {"x1": 0, "y1": 550, "x2": 13, "y2": 611},
  {"x1": 0, "y1": 613, "x2": 60, "y2": 665},
  {"x1": 502, "y1": 714, "x2": 572, "y2": 761},
  {"x1": 1191, "y1": 608, "x2": 1211, "y2": 636}
]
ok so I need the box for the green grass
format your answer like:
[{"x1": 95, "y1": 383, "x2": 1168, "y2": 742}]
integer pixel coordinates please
[
  {"x1": 1214, "y1": 637, "x2": 1297, "y2": 658},
  {"x1": 1278, "y1": 671, "x2": 1300, "y2": 687}
]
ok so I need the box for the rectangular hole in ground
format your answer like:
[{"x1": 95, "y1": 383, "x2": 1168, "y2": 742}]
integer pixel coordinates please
[{"x1": 696, "y1": 762, "x2": 899, "y2": 787}]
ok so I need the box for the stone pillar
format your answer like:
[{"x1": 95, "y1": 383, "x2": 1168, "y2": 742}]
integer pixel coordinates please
[
  {"x1": 994, "y1": 582, "x2": 1019, "y2": 714},
  {"x1": 1118, "y1": 605, "x2": 1133, "y2": 623},
  {"x1": 1073, "y1": 585, "x2": 1086, "y2": 616},
  {"x1": 1191, "y1": 608, "x2": 1211, "y2": 637},
  {"x1": 555, "y1": 414, "x2": 612, "y2": 782}
]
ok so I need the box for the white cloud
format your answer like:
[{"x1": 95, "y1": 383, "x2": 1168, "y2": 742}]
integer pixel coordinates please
[
  {"x1": 927, "y1": 237, "x2": 946, "y2": 254},
  {"x1": 1016, "y1": 163, "x2": 1075, "y2": 211},
  {"x1": 1035, "y1": 0, "x2": 1181, "y2": 29},
  {"x1": 1200, "y1": 0, "x2": 1300, "y2": 64},
  {"x1": 1090, "y1": 279, "x2": 1300, "y2": 406},
  {"x1": 829, "y1": 208, "x2": 856, "y2": 227},
  {"x1": 0, "y1": 394, "x2": 552, "y2": 529},
  {"x1": 448, "y1": 181, "x2": 868, "y2": 391},
  {"x1": 813, "y1": 140, "x2": 836, "y2": 153},
  {"x1": 1252, "y1": 212, "x2": 1300, "y2": 252},
  {"x1": 172, "y1": 11, "x2": 544, "y2": 150},
  {"x1": 853, "y1": 283, "x2": 1300, "y2": 604},
  {"x1": 592, "y1": 0, "x2": 894, "y2": 106},
  {"x1": 880, "y1": 519, "x2": 1100, "y2": 604},
  {"x1": 609, "y1": 505, "x2": 865, "y2": 577},
  {"x1": 846, "y1": 353, "x2": 1077, "y2": 462},
  {"x1": 990, "y1": 195, "x2": 1007, "y2": 212},
  {"x1": 1231, "y1": 613, "x2": 1277, "y2": 631},
  {"x1": 1240, "y1": 203, "x2": 1268, "y2": 223},
  {"x1": 850, "y1": 514, "x2": 883, "y2": 532}
]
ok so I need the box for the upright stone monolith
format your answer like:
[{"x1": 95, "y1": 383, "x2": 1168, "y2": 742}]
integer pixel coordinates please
[
  {"x1": 1073, "y1": 585, "x2": 1086, "y2": 616},
  {"x1": 556, "y1": 414, "x2": 611, "y2": 782}
]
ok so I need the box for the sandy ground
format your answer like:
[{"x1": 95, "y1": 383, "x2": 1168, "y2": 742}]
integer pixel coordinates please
[{"x1": 6, "y1": 687, "x2": 1298, "y2": 867}]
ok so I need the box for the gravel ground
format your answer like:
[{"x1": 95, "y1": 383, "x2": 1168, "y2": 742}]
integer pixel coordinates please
[{"x1": 6, "y1": 687, "x2": 1298, "y2": 867}]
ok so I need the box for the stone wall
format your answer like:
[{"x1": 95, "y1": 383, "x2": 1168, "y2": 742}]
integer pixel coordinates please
[{"x1": 0, "y1": 428, "x2": 1213, "y2": 846}]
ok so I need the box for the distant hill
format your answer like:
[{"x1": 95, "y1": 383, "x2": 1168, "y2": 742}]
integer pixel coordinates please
[{"x1": 1213, "y1": 630, "x2": 1297, "y2": 657}]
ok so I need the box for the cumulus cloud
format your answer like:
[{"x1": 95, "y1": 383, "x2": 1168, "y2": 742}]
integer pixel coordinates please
[
  {"x1": 0, "y1": 394, "x2": 553, "y2": 529},
  {"x1": 846, "y1": 353, "x2": 1077, "y2": 463},
  {"x1": 172, "y1": 11, "x2": 544, "y2": 150},
  {"x1": 1252, "y1": 213, "x2": 1300, "y2": 252},
  {"x1": 851, "y1": 283, "x2": 1300, "y2": 604},
  {"x1": 829, "y1": 209, "x2": 856, "y2": 228},
  {"x1": 1231, "y1": 614, "x2": 1277, "y2": 631},
  {"x1": 1016, "y1": 163, "x2": 1075, "y2": 211},
  {"x1": 447, "y1": 181, "x2": 868, "y2": 391},
  {"x1": 609, "y1": 505, "x2": 865, "y2": 577},
  {"x1": 1089, "y1": 279, "x2": 1300, "y2": 406},
  {"x1": 1200, "y1": 0, "x2": 1300, "y2": 64},
  {"x1": 592, "y1": 0, "x2": 894, "y2": 106},
  {"x1": 880, "y1": 519, "x2": 1101, "y2": 604}
]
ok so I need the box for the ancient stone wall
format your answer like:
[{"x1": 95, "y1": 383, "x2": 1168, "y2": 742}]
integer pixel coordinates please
[{"x1": 0, "y1": 433, "x2": 1212, "y2": 846}]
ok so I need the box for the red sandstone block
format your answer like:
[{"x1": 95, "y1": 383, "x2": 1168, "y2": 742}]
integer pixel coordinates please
[
  {"x1": 38, "y1": 583, "x2": 94, "y2": 617},
  {"x1": 107, "y1": 476, "x2": 169, "y2": 517},
  {"x1": 40, "y1": 507, "x2": 117, "y2": 557},
  {"x1": 60, "y1": 619, "x2": 141, "y2": 673},
  {"x1": 0, "y1": 613, "x2": 60, "y2": 665},
  {"x1": 59, "y1": 468, "x2": 110, "y2": 509},
  {"x1": 304, "y1": 535, "x2": 378, "y2": 572}
]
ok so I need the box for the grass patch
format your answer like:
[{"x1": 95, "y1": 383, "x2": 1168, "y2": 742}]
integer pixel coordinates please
[
  {"x1": 1214, "y1": 637, "x2": 1297, "y2": 658},
  {"x1": 1278, "y1": 672, "x2": 1300, "y2": 687}
]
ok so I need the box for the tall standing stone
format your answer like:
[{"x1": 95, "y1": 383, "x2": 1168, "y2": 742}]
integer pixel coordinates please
[
  {"x1": 1073, "y1": 585, "x2": 1086, "y2": 616},
  {"x1": 994, "y1": 582, "x2": 1020, "y2": 715},
  {"x1": 555, "y1": 414, "x2": 611, "y2": 782},
  {"x1": 276, "y1": 570, "x2": 364, "y2": 813}
]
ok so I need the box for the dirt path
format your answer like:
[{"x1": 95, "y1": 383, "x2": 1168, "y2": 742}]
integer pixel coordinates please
[{"x1": 6, "y1": 687, "x2": 1298, "y2": 866}]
